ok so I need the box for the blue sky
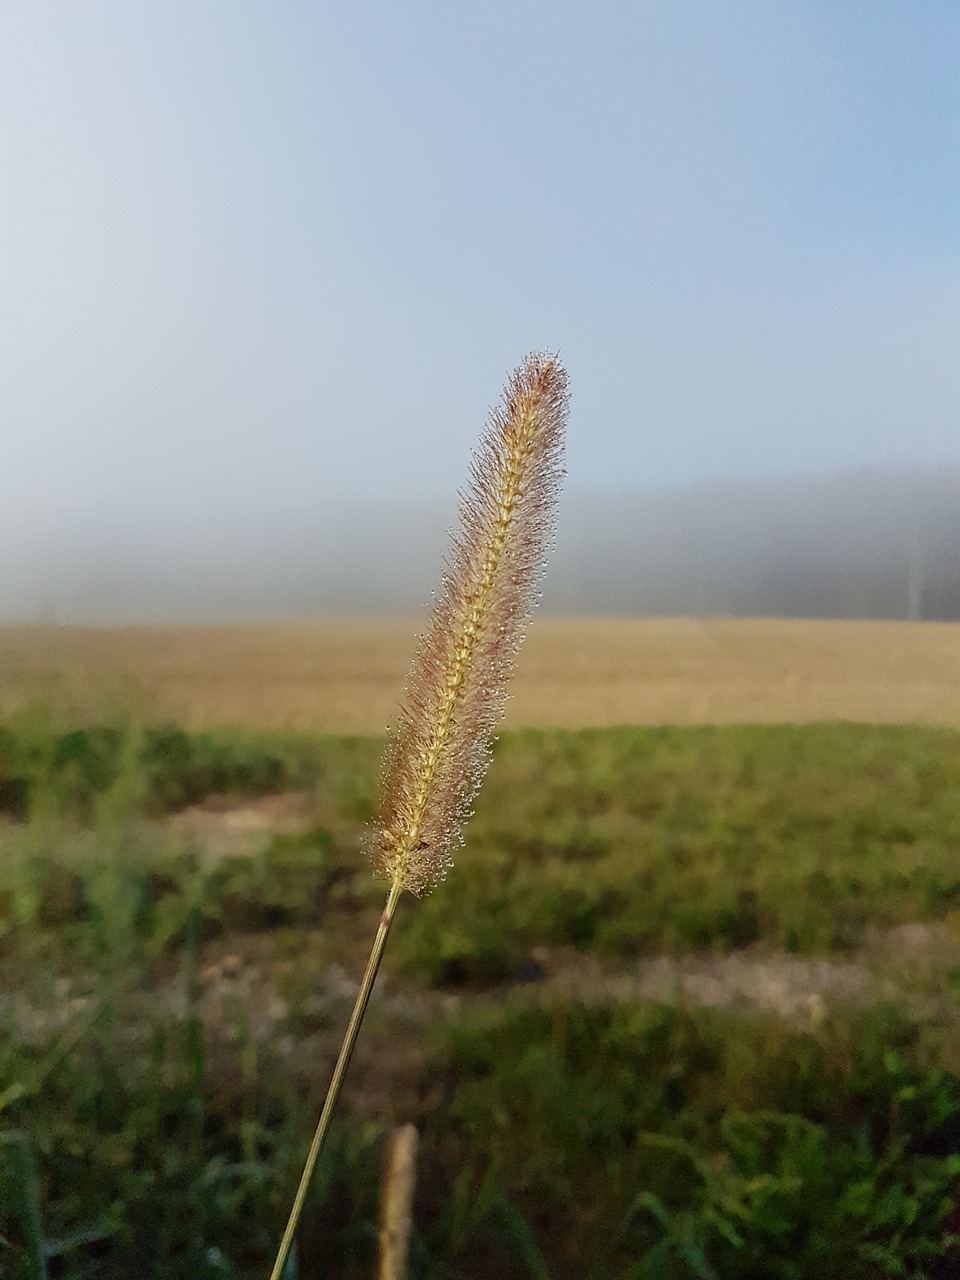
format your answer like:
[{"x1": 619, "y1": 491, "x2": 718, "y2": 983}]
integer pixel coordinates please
[{"x1": 1, "y1": 1, "x2": 957, "y2": 557}]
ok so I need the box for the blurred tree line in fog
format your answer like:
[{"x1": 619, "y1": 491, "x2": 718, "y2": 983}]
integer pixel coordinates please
[
  {"x1": 546, "y1": 466, "x2": 960, "y2": 620},
  {"x1": 3, "y1": 466, "x2": 959, "y2": 622}
]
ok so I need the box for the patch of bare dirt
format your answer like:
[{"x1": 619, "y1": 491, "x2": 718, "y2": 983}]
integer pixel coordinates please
[
  {"x1": 168, "y1": 791, "x2": 314, "y2": 860},
  {"x1": 536, "y1": 949, "x2": 876, "y2": 1026}
]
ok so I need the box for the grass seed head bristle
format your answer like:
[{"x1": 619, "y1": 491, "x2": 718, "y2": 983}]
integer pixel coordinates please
[{"x1": 366, "y1": 352, "x2": 568, "y2": 895}]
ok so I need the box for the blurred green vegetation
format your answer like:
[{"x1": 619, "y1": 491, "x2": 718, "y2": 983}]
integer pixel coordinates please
[
  {"x1": 401, "y1": 723, "x2": 960, "y2": 973},
  {"x1": 429, "y1": 1001, "x2": 960, "y2": 1280},
  {"x1": 2, "y1": 715, "x2": 960, "y2": 1276}
]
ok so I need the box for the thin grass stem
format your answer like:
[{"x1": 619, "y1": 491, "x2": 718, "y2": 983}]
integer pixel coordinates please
[{"x1": 268, "y1": 879, "x2": 402, "y2": 1280}]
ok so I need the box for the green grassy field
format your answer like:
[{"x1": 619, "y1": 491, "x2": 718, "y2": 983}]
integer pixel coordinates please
[{"x1": 3, "y1": 714, "x2": 960, "y2": 1277}]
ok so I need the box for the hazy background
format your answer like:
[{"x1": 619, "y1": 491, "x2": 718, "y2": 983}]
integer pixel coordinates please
[{"x1": 1, "y1": 2, "x2": 957, "y2": 622}]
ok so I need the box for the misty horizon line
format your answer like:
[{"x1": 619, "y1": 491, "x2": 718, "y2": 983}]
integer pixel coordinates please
[{"x1": 2, "y1": 461, "x2": 958, "y2": 625}]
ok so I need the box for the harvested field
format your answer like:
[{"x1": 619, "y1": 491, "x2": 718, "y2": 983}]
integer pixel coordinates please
[{"x1": 1, "y1": 616, "x2": 959, "y2": 730}]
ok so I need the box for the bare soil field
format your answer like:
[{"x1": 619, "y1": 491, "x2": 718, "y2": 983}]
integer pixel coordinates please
[{"x1": 1, "y1": 616, "x2": 958, "y2": 731}]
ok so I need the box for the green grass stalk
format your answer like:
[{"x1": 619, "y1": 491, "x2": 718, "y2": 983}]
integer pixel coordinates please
[{"x1": 268, "y1": 880, "x2": 401, "y2": 1280}]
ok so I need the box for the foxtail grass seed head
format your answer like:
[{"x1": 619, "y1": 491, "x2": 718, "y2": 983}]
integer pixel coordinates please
[
  {"x1": 366, "y1": 352, "x2": 568, "y2": 895},
  {"x1": 269, "y1": 354, "x2": 566, "y2": 1280}
]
